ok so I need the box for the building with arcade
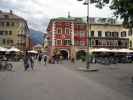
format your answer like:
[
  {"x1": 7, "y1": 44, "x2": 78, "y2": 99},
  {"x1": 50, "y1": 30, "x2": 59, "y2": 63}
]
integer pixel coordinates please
[{"x1": 47, "y1": 16, "x2": 129, "y2": 60}]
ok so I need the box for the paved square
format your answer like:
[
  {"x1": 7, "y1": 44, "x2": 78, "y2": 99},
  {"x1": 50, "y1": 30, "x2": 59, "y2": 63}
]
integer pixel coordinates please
[{"x1": 0, "y1": 61, "x2": 133, "y2": 100}]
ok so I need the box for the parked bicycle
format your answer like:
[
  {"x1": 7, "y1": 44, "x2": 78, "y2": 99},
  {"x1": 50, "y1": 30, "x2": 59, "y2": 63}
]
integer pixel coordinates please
[{"x1": 0, "y1": 61, "x2": 13, "y2": 71}]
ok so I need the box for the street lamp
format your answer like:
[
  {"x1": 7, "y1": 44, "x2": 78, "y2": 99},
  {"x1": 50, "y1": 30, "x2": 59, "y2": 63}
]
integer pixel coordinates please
[{"x1": 77, "y1": 0, "x2": 90, "y2": 69}]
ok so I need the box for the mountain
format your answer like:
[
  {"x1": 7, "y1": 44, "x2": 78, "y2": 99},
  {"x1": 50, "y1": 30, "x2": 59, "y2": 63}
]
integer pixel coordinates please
[{"x1": 29, "y1": 29, "x2": 44, "y2": 45}]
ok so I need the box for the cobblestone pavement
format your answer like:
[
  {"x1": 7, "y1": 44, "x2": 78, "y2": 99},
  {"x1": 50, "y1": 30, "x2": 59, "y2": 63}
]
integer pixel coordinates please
[
  {"x1": 0, "y1": 61, "x2": 132, "y2": 100},
  {"x1": 62, "y1": 60, "x2": 133, "y2": 99}
]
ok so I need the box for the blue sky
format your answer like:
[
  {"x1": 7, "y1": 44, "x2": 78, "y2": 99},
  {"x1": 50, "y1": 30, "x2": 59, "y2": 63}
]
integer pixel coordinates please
[{"x1": 0, "y1": 0, "x2": 113, "y2": 32}]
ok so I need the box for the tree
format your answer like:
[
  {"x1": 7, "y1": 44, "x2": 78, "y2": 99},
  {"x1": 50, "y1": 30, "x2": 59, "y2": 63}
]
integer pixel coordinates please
[{"x1": 93, "y1": 0, "x2": 133, "y2": 28}]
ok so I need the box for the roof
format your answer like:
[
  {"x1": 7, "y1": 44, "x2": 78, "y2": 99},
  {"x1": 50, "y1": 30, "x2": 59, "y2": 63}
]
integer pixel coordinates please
[
  {"x1": 48, "y1": 17, "x2": 122, "y2": 25},
  {"x1": 0, "y1": 10, "x2": 25, "y2": 21},
  {"x1": 47, "y1": 16, "x2": 123, "y2": 31}
]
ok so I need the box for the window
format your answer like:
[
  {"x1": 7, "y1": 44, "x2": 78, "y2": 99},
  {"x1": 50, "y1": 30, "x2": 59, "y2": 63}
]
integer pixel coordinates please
[
  {"x1": 98, "y1": 31, "x2": 102, "y2": 37},
  {"x1": 5, "y1": 31, "x2": 8, "y2": 35},
  {"x1": 130, "y1": 41, "x2": 132, "y2": 48},
  {"x1": 56, "y1": 28, "x2": 62, "y2": 34},
  {"x1": 105, "y1": 32, "x2": 107, "y2": 37},
  {"x1": 95, "y1": 40, "x2": 98, "y2": 46},
  {"x1": 6, "y1": 22, "x2": 10, "y2": 26},
  {"x1": 56, "y1": 40, "x2": 61, "y2": 45},
  {"x1": 63, "y1": 40, "x2": 67, "y2": 45},
  {"x1": 63, "y1": 39, "x2": 71, "y2": 45},
  {"x1": 91, "y1": 31, "x2": 94, "y2": 37},
  {"x1": 0, "y1": 31, "x2": 3, "y2": 35},
  {"x1": 118, "y1": 40, "x2": 122, "y2": 46},
  {"x1": 12, "y1": 22, "x2": 15, "y2": 26},
  {"x1": 121, "y1": 31, "x2": 126, "y2": 37},
  {"x1": 112, "y1": 32, "x2": 115, "y2": 37},
  {"x1": 65, "y1": 28, "x2": 70, "y2": 34},
  {"x1": 128, "y1": 29, "x2": 132, "y2": 36},
  {"x1": 105, "y1": 31, "x2": 111, "y2": 37},
  {"x1": 69, "y1": 40, "x2": 71, "y2": 45},
  {"x1": 115, "y1": 32, "x2": 119, "y2": 37},
  {"x1": 3, "y1": 39, "x2": 6, "y2": 44},
  {"x1": 112, "y1": 32, "x2": 119, "y2": 37},
  {"x1": 9, "y1": 31, "x2": 12, "y2": 35}
]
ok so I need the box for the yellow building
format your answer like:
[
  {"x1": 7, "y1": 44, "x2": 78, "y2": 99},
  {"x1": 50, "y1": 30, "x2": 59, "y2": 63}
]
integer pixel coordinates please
[
  {"x1": 0, "y1": 10, "x2": 30, "y2": 50},
  {"x1": 89, "y1": 23, "x2": 129, "y2": 49}
]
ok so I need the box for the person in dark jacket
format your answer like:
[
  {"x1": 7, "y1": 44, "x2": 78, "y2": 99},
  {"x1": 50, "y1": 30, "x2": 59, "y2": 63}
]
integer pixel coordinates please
[
  {"x1": 29, "y1": 55, "x2": 34, "y2": 70},
  {"x1": 43, "y1": 55, "x2": 47, "y2": 65},
  {"x1": 23, "y1": 52, "x2": 29, "y2": 71},
  {"x1": 38, "y1": 54, "x2": 42, "y2": 62},
  {"x1": 23, "y1": 52, "x2": 34, "y2": 71}
]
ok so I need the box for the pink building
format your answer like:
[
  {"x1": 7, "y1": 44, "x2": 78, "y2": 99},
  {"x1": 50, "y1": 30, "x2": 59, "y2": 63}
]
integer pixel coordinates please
[{"x1": 47, "y1": 17, "x2": 87, "y2": 60}]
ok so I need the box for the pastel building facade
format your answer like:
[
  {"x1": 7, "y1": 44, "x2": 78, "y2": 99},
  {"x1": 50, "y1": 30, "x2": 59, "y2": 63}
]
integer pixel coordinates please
[
  {"x1": 47, "y1": 17, "x2": 130, "y2": 59},
  {"x1": 0, "y1": 10, "x2": 30, "y2": 50}
]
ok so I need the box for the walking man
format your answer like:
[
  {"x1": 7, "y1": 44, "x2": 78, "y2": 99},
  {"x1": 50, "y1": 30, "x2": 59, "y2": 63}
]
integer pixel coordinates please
[
  {"x1": 43, "y1": 55, "x2": 47, "y2": 65},
  {"x1": 29, "y1": 55, "x2": 34, "y2": 70},
  {"x1": 23, "y1": 51, "x2": 29, "y2": 71}
]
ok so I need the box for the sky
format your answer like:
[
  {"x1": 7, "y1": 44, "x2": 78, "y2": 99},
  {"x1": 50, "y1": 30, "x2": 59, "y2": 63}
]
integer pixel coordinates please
[{"x1": 0, "y1": 0, "x2": 114, "y2": 32}]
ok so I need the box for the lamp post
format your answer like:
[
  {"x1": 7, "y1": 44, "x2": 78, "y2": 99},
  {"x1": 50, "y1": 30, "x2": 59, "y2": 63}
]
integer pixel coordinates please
[{"x1": 77, "y1": 0, "x2": 90, "y2": 69}]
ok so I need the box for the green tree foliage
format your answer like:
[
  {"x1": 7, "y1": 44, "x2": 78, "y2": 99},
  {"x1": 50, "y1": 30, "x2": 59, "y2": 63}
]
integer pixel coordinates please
[
  {"x1": 93, "y1": 0, "x2": 133, "y2": 28},
  {"x1": 91, "y1": 0, "x2": 110, "y2": 8}
]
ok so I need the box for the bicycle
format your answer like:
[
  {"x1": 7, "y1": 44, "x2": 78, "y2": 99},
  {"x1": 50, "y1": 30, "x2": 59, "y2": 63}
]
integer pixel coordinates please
[{"x1": 0, "y1": 61, "x2": 13, "y2": 71}]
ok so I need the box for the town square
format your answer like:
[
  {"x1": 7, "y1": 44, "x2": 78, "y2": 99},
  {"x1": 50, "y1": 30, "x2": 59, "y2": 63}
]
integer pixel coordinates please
[{"x1": 0, "y1": 0, "x2": 133, "y2": 100}]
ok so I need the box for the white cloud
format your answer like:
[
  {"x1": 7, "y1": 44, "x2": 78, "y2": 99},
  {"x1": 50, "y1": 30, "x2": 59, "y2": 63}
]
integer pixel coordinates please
[{"x1": 0, "y1": 0, "x2": 113, "y2": 32}]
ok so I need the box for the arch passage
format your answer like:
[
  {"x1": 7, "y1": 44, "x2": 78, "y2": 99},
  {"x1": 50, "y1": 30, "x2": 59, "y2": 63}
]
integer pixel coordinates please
[
  {"x1": 76, "y1": 50, "x2": 86, "y2": 60},
  {"x1": 60, "y1": 50, "x2": 68, "y2": 60}
]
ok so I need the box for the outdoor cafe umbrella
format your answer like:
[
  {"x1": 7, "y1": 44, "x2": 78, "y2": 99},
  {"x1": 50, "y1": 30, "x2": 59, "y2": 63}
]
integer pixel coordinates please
[
  {"x1": 92, "y1": 48, "x2": 112, "y2": 53},
  {"x1": 28, "y1": 50, "x2": 38, "y2": 54},
  {"x1": 118, "y1": 49, "x2": 133, "y2": 53},
  {"x1": 7, "y1": 47, "x2": 20, "y2": 52},
  {"x1": 0, "y1": 47, "x2": 7, "y2": 52}
]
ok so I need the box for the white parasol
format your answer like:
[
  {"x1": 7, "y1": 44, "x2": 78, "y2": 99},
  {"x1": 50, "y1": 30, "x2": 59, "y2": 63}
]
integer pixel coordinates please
[
  {"x1": 7, "y1": 47, "x2": 20, "y2": 52},
  {"x1": 0, "y1": 47, "x2": 8, "y2": 52},
  {"x1": 118, "y1": 49, "x2": 133, "y2": 53},
  {"x1": 28, "y1": 50, "x2": 38, "y2": 54},
  {"x1": 93, "y1": 48, "x2": 112, "y2": 52}
]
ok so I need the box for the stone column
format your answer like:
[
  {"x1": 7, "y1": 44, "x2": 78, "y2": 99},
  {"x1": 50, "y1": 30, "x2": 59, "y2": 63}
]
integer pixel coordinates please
[
  {"x1": 71, "y1": 21, "x2": 76, "y2": 59},
  {"x1": 51, "y1": 21, "x2": 56, "y2": 57}
]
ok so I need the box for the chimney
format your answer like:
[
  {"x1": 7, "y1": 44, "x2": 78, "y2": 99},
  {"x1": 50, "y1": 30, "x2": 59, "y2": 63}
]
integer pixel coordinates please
[
  {"x1": 0, "y1": 10, "x2": 2, "y2": 13},
  {"x1": 10, "y1": 10, "x2": 13, "y2": 14},
  {"x1": 68, "y1": 11, "x2": 71, "y2": 19}
]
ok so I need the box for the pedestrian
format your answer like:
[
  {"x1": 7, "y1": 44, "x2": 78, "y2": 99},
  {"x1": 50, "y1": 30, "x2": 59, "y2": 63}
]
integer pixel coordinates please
[
  {"x1": 43, "y1": 55, "x2": 47, "y2": 65},
  {"x1": 71, "y1": 57, "x2": 75, "y2": 63},
  {"x1": 52, "y1": 55, "x2": 56, "y2": 64},
  {"x1": 55, "y1": 55, "x2": 60, "y2": 64},
  {"x1": 38, "y1": 54, "x2": 42, "y2": 63},
  {"x1": 60, "y1": 55, "x2": 63, "y2": 64},
  {"x1": 29, "y1": 55, "x2": 34, "y2": 70},
  {"x1": 23, "y1": 52, "x2": 29, "y2": 71}
]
